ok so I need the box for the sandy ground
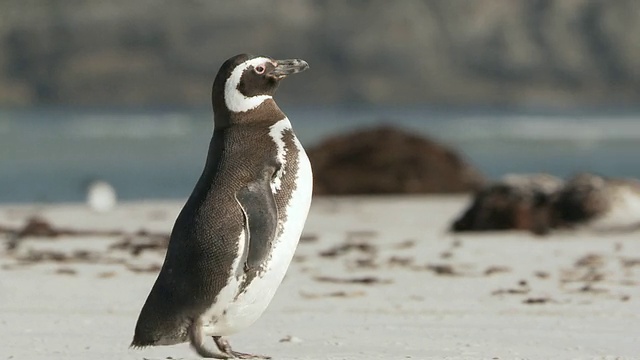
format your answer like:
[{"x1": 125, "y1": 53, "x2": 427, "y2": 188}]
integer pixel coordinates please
[{"x1": 1, "y1": 196, "x2": 639, "y2": 360}]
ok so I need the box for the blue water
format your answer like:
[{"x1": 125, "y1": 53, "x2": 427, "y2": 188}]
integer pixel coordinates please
[{"x1": 1, "y1": 106, "x2": 639, "y2": 203}]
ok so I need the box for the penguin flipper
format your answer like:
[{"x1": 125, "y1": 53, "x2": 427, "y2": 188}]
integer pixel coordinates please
[{"x1": 236, "y1": 175, "x2": 278, "y2": 271}]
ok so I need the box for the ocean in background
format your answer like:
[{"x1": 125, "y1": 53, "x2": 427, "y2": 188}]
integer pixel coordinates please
[{"x1": 1, "y1": 106, "x2": 639, "y2": 204}]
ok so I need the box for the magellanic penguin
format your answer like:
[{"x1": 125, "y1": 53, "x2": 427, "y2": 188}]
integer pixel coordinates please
[{"x1": 131, "y1": 54, "x2": 312, "y2": 359}]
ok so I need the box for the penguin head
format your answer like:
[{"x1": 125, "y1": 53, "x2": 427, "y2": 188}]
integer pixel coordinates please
[{"x1": 212, "y1": 54, "x2": 309, "y2": 117}]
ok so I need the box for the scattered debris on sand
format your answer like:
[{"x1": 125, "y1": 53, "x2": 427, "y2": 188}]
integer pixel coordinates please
[
  {"x1": 314, "y1": 276, "x2": 392, "y2": 285},
  {"x1": 523, "y1": 297, "x2": 554, "y2": 305},
  {"x1": 492, "y1": 280, "x2": 531, "y2": 296},
  {"x1": 484, "y1": 266, "x2": 512, "y2": 276},
  {"x1": 300, "y1": 290, "x2": 366, "y2": 299},
  {"x1": 279, "y1": 335, "x2": 303, "y2": 343},
  {"x1": 0, "y1": 216, "x2": 169, "y2": 273},
  {"x1": 299, "y1": 234, "x2": 319, "y2": 243},
  {"x1": 426, "y1": 264, "x2": 458, "y2": 276},
  {"x1": 319, "y1": 242, "x2": 377, "y2": 258}
]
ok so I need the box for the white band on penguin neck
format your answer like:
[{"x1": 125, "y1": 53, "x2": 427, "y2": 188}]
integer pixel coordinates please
[{"x1": 224, "y1": 57, "x2": 273, "y2": 113}]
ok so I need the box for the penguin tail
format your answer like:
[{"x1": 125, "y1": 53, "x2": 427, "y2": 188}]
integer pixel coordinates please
[
  {"x1": 129, "y1": 341, "x2": 145, "y2": 350},
  {"x1": 130, "y1": 334, "x2": 153, "y2": 349}
]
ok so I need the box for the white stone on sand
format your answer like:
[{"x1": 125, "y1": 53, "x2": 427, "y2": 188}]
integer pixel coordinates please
[{"x1": 86, "y1": 180, "x2": 117, "y2": 213}]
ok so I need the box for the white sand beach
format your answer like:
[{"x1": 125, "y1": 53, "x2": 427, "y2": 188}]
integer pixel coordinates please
[{"x1": 1, "y1": 196, "x2": 639, "y2": 359}]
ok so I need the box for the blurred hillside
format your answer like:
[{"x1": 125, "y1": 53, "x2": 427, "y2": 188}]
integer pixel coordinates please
[{"x1": 1, "y1": 0, "x2": 639, "y2": 107}]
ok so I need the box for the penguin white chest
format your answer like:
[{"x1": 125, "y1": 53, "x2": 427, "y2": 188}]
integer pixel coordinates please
[{"x1": 200, "y1": 118, "x2": 312, "y2": 336}]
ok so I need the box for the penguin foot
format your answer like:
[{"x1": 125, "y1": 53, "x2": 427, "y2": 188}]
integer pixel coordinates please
[
  {"x1": 229, "y1": 351, "x2": 271, "y2": 359},
  {"x1": 189, "y1": 320, "x2": 230, "y2": 359},
  {"x1": 213, "y1": 336, "x2": 271, "y2": 359}
]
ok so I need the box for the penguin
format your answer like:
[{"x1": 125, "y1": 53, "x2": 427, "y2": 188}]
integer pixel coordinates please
[{"x1": 131, "y1": 54, "x2": 312, "y2": 359}]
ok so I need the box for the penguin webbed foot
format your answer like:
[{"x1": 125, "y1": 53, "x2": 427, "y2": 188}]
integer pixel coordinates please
[
  {"x1": 189, "y1": 320, "x2": 230, "y2": 359},
  {"x1": 228, "y1": 351, "x2": 271, "y2": 359},
  {"x1": 190, "y1": 339, "x2": 229, "y2": 359},
  {"x1": 214, "y1": 336, "x2": 271, "y2": 359}
]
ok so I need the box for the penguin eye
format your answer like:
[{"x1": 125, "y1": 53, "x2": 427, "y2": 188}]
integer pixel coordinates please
[{"x1": 254, "y1": 65, "x2": 266, "y2": 74}]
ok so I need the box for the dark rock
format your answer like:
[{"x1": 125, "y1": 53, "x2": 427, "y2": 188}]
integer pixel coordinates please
[
  {"x1": 549, "y1": 174, "x2": 640, "y2": 231},
  {"x1": 548, "y1": 173, "x2": 612, "y2": 228},
  {"x1": 308, "y1": 126, "x2": 484, "y2": 195},
  {"x1": 452, "y1": 173, "x2": 640, "y2": 234},
  {"x1": 451, "y1": 174, "x2": 562, "y2": 234}
]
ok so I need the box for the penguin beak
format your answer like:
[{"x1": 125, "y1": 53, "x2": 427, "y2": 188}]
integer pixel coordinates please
[{"x1": 270, "y1": 59, "x2": 309, "y2": 79}]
